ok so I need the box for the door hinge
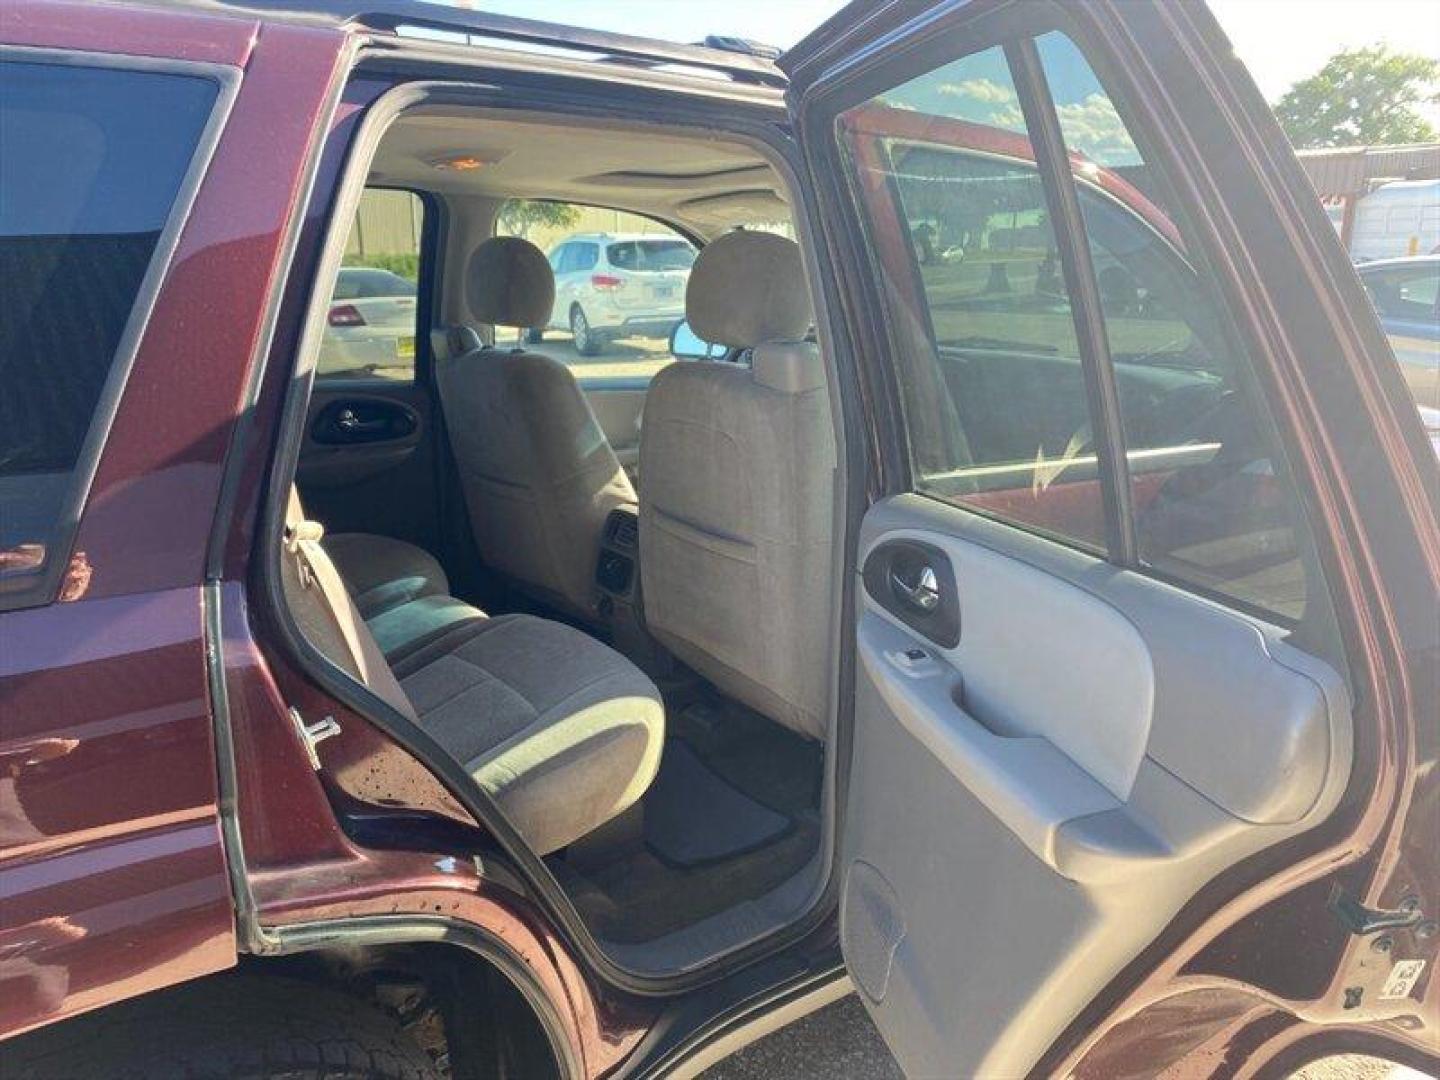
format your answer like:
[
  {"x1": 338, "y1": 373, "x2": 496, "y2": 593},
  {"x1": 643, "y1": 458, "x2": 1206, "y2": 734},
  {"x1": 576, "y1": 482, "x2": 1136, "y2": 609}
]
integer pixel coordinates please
[
  {"x1": 1330, "y1": 887, "x2": 1425, "y2": 935},
  {"x1": 288, "y1": 707, "x2": 342, "y2": 770}
]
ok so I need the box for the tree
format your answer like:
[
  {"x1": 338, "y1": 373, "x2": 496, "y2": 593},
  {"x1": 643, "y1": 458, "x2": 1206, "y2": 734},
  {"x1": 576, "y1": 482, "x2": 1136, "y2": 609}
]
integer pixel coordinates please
[
  {"x1": 496, "y1": 199, "x2": 581, "y2": 239},
  {"x1": 1274, "y1": 46, "x2": 1440, "y2": 148}
]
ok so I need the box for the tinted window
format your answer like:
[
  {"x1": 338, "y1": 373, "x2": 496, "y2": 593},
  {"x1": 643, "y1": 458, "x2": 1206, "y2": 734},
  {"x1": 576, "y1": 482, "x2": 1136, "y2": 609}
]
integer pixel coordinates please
[
  {"x1": 841, "y1": 46, "x2": 1103, "y2": 547},
  {"x1": 574, "y1": 243, "x2": 599, "y2": 272},
  {"x1": 1037, "y1": 31, "x2": 1318, "y2": 619},
  {"x1": 1362, "y1": 265, "x2": 1439, "y2": 321},
  {"x1": 607, "y1": 239, "x2": 697, "y2": 272},
  {"x1": 332, "y1": 268, "x2": 417, "y2": 300},
  {"x1": 840, "y1": 33, "x2": 1326, "y2": 620},
  {"x1": 0, "y1": 60, "x2": 217, "y2": 598},
  {"x1": 318, "y1": 189, "x2": 425, "y2": 381}
]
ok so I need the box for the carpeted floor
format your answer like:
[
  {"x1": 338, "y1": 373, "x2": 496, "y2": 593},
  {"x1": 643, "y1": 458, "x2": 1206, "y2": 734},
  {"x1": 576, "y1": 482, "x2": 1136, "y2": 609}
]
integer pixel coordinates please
[{"x1": 551, "y1": 685, "x2": 824, "y2": 945}]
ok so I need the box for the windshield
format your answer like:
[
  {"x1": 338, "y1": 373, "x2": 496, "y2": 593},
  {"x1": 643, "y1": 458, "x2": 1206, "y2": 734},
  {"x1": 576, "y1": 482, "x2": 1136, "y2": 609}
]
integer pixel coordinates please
[{"x1": 607, "y1": 239, "x2": 697, "y2": 272}]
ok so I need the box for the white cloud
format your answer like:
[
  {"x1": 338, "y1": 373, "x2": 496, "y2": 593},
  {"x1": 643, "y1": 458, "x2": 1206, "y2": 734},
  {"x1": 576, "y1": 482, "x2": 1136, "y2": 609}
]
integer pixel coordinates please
[
  {"x1": 987, "y1": 103, "x2": 1026, "y2": 131},
  {"x1": 937, "y1": 78, "x2": 1015, "y2": 104},
  {"x1": 1053, "y1": 93, "x2": 1139, "y2": 166}
]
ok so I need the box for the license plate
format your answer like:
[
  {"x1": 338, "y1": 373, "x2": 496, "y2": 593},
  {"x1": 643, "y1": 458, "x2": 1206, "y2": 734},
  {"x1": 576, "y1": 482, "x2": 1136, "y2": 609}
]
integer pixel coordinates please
[
  {"x1": 653, "y1": 285, "x2": 674, "y2": 300},
  {"x1": 396, "y1": 335, "x2": 415, "y2": 360}
]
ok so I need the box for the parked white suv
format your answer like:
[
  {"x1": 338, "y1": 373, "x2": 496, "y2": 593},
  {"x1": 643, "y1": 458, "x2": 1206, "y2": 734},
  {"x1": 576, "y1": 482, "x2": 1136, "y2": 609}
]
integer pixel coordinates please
[{"x1": 532, "y1": 232, "x2": 696, "y2": 355}]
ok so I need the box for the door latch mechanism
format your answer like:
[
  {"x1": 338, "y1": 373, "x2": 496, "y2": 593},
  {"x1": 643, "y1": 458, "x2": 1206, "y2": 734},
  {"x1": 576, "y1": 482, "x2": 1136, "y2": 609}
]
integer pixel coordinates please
[{"x1": 288, "y1": 707, "x2": 342, "y2": 770}]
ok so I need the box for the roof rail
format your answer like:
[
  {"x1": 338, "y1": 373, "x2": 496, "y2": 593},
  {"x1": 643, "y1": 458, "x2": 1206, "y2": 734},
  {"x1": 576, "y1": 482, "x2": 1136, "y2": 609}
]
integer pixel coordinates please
[{"x1": 195, "y1": 1, "x2": 788, "y2": 86}]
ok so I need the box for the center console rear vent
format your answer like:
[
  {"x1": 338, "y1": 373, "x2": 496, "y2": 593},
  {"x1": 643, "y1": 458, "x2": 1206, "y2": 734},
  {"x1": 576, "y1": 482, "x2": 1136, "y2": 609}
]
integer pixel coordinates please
[{"x1": 606, "y1": 510, "x2": 639, "y2": 551}]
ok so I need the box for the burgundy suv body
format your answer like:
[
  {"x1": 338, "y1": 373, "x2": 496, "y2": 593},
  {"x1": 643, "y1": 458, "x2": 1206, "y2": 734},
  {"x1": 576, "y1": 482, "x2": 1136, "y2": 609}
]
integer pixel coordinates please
[{"x1": 1, "y1": 2, "x2": 1436, "y2": 1078}]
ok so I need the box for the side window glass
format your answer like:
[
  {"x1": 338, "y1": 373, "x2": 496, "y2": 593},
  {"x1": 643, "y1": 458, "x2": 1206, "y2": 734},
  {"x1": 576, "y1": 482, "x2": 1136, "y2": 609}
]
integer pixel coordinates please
[
  {"x1": 838, "y1": 33, "x2": 1328, "y2": 621},
  {"x1": 1036, "y1": 31, "x2": 1321, "y2": 619},
  {"x1": 495, "y1": 200, "x2": 700, "y2": 387},
  {"x1": 0, "y1": 60, "x2": 219, "y2": 605},
  {"x1": 838, "y1": 46, "x2": 1105, "y2": 550},
  {"x1": 318, "y1": 188, "x2": 424, "y2": 381}
]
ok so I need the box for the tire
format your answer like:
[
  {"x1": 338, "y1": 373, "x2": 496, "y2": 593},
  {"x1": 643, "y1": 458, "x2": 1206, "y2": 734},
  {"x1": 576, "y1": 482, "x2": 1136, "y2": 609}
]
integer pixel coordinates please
[
  {"x1": 5, "y1": 975, "x2": 443, "y2": 1080},
  {"x1": 524, "y1": 327, "x2": 544, "y2": 344},
  {"x1": 570, "y1": 305, "x2": 603, "y2": 356}
]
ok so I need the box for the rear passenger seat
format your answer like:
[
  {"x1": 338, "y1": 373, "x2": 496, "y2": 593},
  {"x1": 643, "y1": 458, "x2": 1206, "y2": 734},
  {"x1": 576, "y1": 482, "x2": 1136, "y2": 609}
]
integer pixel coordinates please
[
  {"x1": 285, "y1": 489, "x2": 664, "y2": 855},
  {"x1": 324, "y1": 531, "x2": 484, "y2": 663}
]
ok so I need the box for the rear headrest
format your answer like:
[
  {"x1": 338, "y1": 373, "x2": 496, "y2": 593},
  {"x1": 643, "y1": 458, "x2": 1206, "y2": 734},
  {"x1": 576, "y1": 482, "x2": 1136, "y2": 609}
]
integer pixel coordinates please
[
  {"x1": 466, "y1": 236, "x2": 555, "y2": 329},
  {"x1": 686, "y1": 231, "x2": 811, "y2": 348}
]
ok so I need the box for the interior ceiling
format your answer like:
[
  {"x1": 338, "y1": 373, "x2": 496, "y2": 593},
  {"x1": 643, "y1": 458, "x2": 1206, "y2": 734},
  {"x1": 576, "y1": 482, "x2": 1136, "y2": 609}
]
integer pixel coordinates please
[{"x1": 368, "y1": 108, "x2": 791, "y2": 235}]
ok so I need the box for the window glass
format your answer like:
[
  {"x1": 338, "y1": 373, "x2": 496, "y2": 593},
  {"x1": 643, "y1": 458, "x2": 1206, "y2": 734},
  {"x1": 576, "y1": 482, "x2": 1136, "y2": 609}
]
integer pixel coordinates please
[
  {"x1": 0, "y1": 60, "x2": 217, "y2": 597},
  {"x1": 1362, "y1": 266, "x2": 1439, "y2": 321},
  {"x1": 496, "y1": 200, "x2": 699, "y2": 385},
  {"x1": 838, "y1": 46, "x2": 1105, "y2": 550},
  {"x1": 318, "y1": 189, "x2": 424, "y2": 381},
  {"x1": 839, "y1": 33, "x2": 1326, "y2": 620},
  {"x1": 606, "y1": 239, "x2": 697, "y2": 272},
  {"x1": 1037, "y1": 31, "x2": 1320, "y2": 619}
]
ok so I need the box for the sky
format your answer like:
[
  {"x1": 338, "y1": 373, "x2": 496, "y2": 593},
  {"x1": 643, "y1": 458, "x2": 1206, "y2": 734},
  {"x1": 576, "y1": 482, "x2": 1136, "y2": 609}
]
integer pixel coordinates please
[{"x1": 428, "y1": 0, "x2": 1440, "y2": 127}]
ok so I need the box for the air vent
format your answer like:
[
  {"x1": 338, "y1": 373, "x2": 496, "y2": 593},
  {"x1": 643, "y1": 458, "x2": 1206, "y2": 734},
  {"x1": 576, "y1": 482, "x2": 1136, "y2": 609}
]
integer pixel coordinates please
[{"x1": 607, "y1": 510, "x2": 639, "y2": 550}]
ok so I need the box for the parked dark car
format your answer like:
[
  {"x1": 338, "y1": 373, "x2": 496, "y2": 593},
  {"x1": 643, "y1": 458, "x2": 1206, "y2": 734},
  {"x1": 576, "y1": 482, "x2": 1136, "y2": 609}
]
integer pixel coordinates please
[{"x1": 1, "y1": 2, "x2": 1435, "y2": 1079}]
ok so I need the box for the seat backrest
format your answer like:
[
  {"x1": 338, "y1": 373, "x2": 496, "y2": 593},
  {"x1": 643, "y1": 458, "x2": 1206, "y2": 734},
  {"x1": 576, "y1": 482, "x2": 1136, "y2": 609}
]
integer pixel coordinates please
[
  {"x1": 436, "y1": 237, "x2": 635, "y2": 620},
  {"x1": 639, "y1": 232, "x2": 836, "y2": 740}
]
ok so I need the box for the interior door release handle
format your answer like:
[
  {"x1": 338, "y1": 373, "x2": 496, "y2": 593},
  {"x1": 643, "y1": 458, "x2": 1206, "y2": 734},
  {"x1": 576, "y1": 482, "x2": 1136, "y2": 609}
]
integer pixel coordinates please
[
  {"x1": 891, "y1": 564, "x2": 941, "y2": 613},
  {"x1": 338, "y1": 408, "x2": 383, "y2": 432}
]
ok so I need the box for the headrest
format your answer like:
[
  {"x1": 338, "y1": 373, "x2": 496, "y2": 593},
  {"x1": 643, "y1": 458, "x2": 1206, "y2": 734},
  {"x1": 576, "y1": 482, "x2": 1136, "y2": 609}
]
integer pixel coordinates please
[
  {"x1": 686, "y1": 231, "x2": 811, "y2": 348},
  {"x1": 465, "y1": 236, "x2": 555, "y2": 329},
  {"x1": 752, "y1": 341, "x2": 825, "y2": 393},
  {"x1": 431, "y1": 325, "x2": 483, "y2": 362}
]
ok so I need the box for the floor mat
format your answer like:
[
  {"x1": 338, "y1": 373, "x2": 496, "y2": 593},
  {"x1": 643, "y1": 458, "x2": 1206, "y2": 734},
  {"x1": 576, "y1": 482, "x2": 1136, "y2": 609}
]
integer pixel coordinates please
[{"x1": 644, "y1": 738, "x2": 793, "y2": 867}]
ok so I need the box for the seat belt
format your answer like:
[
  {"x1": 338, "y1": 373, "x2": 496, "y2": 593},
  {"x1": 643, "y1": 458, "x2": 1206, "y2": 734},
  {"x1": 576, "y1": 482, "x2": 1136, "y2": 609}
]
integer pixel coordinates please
[
  {"x1": 285, "y1": 516, "x2": 370, "y2": 681},
  {"x1": 280, "y1": 489, "x2": 420, "y2": 724}
]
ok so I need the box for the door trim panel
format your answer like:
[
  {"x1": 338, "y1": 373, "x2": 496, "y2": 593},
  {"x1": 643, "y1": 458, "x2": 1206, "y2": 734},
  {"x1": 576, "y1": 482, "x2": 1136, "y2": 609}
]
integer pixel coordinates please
[{"x1": 842, "y1": 494, "x2": 1352, "y2": 1079}]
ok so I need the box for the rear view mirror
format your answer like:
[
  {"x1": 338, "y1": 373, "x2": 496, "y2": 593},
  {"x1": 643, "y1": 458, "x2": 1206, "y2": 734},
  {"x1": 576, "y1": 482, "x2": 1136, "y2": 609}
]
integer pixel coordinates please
[{"x1": 669, "y1": 319, "x2": 727, "y2": 361}]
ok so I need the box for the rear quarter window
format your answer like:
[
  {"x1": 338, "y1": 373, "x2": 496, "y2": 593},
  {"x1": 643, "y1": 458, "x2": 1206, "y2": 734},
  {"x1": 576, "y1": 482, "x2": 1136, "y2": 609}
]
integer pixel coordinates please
[{"x1": 0, "y1": 59, "x2": 221, "y2": 607}]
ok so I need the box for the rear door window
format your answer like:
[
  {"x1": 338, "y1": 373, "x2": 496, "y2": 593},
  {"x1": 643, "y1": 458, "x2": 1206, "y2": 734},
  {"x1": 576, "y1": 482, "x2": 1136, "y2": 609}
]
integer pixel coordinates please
[
  {"x1": 0, "y1": 59, "x2": 221, "y2": 607},
  {"x1": 838, "y1": 30, "x2": 1326, "y2": 622},
  {"x1": 318, "y1": 188, "x2": 426, "y2": 381}
]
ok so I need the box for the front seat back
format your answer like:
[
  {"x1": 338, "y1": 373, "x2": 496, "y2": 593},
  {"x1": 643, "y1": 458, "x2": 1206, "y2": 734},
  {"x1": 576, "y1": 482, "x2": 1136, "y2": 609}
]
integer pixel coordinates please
[
  {"x1": 639, "y1": 231, "x2": 836, "y2": 740},
  {"x1": 437, "y1": 237, "x2": 636, "y2": 620}
]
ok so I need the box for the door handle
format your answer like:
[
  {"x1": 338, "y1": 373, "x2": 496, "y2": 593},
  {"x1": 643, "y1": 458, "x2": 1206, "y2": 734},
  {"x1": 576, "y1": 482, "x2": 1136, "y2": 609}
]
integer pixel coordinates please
[
  {"x1": 891, "y1": 564, "x2": 941, "y2": 613},
  {"x1": 337, "y1": 408, "x2": 387, "y2": 435}
]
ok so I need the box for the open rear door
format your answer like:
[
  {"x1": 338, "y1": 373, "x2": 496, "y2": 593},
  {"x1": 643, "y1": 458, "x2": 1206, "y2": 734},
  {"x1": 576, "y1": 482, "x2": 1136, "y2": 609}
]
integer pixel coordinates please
[{"x1": 785, "y1": 1, "x2": 1438, "y2": 1076}]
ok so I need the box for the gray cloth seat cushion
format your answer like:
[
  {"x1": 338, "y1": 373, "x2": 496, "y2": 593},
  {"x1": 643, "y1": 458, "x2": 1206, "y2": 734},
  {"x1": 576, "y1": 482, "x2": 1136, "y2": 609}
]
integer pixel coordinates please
[
  {"x1": 324, "y1": 532, "x2": 485, "y2": 664},
  {"x1": 393, "y1": 614, "x2": 665, "y2": 855}
]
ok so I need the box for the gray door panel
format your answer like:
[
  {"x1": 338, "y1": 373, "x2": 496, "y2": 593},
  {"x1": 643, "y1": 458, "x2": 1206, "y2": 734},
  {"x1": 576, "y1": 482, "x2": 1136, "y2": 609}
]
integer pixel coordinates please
[{"x1": 842, "y1": 494, "x2": 1351, "y2": 1079}]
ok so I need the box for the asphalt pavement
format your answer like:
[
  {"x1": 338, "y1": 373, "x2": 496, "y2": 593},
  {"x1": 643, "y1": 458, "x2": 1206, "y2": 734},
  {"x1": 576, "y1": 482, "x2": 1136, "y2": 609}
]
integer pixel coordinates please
[
  {"x1": 697, "y1": 996, "x2": 1431, "y2": 1080},
  {"x1": 699, "y1": 995, "x2": 902, "y2": 1080}
]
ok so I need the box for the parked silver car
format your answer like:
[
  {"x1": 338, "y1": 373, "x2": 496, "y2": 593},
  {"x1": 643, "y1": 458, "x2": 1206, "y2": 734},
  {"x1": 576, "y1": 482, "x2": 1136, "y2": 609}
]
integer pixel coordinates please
[
  {"x1": 532, "y1": 232, "x2": 695, "y2": 355},
  {"x1": 317, "y1": 266, "x2": 418, "y2": 377}
]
